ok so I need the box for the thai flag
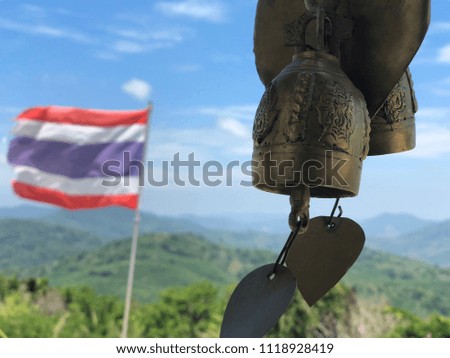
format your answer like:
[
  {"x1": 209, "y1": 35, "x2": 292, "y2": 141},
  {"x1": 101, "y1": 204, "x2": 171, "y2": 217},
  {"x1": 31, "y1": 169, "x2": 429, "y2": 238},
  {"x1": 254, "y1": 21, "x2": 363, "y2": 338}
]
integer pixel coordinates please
[{"x1": 7, "y1": 106, "x2": 150, "y2": 210}]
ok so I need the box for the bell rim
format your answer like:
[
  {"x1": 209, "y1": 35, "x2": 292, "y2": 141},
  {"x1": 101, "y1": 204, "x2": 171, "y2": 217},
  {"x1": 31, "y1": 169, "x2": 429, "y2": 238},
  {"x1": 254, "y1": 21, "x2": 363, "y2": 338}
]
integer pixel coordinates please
[{"x1": 251, "y1": 145, "x2": 363, "y2": 198}]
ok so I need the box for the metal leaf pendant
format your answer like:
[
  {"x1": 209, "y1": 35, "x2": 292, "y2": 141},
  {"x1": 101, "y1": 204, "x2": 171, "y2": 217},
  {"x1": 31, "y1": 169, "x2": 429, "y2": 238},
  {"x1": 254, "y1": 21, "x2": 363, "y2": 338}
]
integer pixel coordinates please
[
  {"x1": 286, "y1": 216, "x2": 365, "y2": 306},
  {"x1": 220, "y1": 264, "x2": 296, "y2": 338}
]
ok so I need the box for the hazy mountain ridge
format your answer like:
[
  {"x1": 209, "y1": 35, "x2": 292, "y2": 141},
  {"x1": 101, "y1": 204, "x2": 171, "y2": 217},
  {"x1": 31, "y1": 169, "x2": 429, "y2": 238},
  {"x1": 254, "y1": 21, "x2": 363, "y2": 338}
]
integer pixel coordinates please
[
  {"x1": 360, "y1": 213, "x2": 436, "y2": 238},
  {"x1": 45, "y1": 208, "x2": 450, "y2": 267},
  {"x1": 367, "y1": 219, "x2": 450, "y2": 267},
  {"x1": 0, "y1": 205, "x2": 56, "y2": 219},
  {"x1": 0, "y1": 205, "x2": 448, "y2": 267}
]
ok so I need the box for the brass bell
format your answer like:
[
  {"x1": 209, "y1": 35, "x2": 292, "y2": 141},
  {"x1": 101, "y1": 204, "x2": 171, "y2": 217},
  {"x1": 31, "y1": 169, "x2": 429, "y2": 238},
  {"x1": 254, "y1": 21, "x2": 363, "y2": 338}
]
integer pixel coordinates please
[
  {"x1": 252, "y1": 4, "x2": 371, "y2": 202},
  {"x1": 369, "y1": 68, "x2": 418, "y2": 156}
]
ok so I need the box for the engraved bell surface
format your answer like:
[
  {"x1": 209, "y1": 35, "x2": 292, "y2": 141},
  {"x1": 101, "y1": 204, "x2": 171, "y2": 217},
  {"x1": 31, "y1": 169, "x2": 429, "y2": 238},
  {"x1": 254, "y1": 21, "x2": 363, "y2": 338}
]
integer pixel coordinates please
[
  {"x1": 369, "y1": 69, "x2": 417, "y2": 156},
  {"x1": 252, "y1": 50, "x2": 370, "y2": 198}
]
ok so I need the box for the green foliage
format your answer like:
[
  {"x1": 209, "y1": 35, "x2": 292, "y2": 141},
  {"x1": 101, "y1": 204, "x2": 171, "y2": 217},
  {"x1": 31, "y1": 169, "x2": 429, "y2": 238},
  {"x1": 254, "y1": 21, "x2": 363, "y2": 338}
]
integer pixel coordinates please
[
  {"x1": 0, "y1": 275, "x2": 223, "y2": 338},
  {"x1": 268, "y1": 285, "x2": 357, "y2": 338},
  {"x1": 33, "y1": 233, "x2": 274, "y2": 302},
  {"x1": 0, "y1": 219, "x2": 102, "y2": 271},
  {"x1": 388, "y1": 308, "x2": 450, "y2": 338},
  {"x1": 57, "y1": 287, "x2": 124, "y2": 337},
  {"x1": 0, "y1": 278, "x2": 57, "y2": 337},
  {"x1": 130, "y1": 282, "x2": 221, "y2": 338},
  {"x1": 0, "y1": 274, "x2": 449, "y2": 338},
  {"x1": 345, "y1": 249, "x2": 450, "y2": 316}
]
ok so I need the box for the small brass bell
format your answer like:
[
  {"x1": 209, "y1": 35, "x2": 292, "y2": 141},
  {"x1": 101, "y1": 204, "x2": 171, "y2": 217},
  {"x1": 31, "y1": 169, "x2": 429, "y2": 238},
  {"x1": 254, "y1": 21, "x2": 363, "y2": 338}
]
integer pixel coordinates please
[
  {"x1": 252, "y1": 2, "x2": 370, "y2": 205},
  {"x1": 369, "y1": 68, "x2": 418, "y2": 156}
]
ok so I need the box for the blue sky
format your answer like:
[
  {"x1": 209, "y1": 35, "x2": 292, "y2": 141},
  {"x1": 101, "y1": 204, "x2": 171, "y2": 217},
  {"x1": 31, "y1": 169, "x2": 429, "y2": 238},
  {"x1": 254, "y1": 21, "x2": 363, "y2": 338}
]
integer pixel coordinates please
[{"x1": 0, "y1": 0, "x2": 450, "y2": 222}]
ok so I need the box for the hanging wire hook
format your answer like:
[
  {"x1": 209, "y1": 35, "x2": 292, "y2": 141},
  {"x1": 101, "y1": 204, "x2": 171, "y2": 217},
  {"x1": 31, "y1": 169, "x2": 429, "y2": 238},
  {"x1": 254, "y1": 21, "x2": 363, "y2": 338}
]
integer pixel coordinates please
[
  {"x1": 269, "y1": 220, "x2": 303, "y2": 279},
  {"x1": 327, "y1": 198, "x2": 343, "y2": 229}
]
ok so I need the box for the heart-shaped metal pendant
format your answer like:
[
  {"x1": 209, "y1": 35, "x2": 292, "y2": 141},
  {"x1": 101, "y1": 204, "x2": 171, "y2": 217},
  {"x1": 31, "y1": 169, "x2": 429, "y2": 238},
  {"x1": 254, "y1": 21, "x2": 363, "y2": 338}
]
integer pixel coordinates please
[
  {"x1": 220, "y1": 264, "x2": 297, "y2": 338},
  {"x1": 254, "y1": 0, "x2": 430, "y2": 116},
  {"x1": 286, "y1": 216, "x2": 365, "y2": 306}
]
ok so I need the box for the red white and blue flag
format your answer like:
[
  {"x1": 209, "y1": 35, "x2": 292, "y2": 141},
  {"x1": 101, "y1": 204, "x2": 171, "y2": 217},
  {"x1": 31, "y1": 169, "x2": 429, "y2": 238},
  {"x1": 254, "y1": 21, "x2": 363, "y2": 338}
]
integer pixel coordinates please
[{"x1": 7, "y1": 106, "x2": 150, "y2": 210}]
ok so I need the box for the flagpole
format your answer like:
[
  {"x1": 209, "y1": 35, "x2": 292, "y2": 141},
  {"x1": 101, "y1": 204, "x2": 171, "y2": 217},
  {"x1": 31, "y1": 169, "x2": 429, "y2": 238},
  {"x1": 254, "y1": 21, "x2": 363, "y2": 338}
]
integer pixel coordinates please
[{"x1": 121, "y1": 102, "x2": 152, "y2": 338}]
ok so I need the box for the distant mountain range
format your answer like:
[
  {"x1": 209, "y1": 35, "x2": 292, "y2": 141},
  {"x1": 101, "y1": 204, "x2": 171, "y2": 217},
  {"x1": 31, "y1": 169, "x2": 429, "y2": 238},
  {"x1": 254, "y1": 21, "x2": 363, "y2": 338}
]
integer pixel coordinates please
[
  {"x1": 0, "y1": 205, "x2": 56, "y2": 219},
  {"x1": 367, "y1": 219, "x2": 450, "y2": 267},
  {"x1": 360, "y1": 213, "x2": 436, "y2": 238},
  {"x1": 0, "y1": 205, "x2": 446, "y2": 267},
  {"x1": 0, "y1": 210, "x2": 449, "y2": 316},
  {"x1": 0, "y1": 205, "x2": 436, "y2": 237}
]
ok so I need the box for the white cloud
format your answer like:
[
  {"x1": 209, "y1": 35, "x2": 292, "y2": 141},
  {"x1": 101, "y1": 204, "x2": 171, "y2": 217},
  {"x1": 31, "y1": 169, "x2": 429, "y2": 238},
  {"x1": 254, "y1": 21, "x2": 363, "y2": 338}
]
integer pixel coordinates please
[
  {"x1": 94, "y1": 51, "x2": 119, "y2": 61},
  {"x1": 21, "y1": 4, "x2": 46, "y2": 18},
  {"x1": 417, "y1": 107, "x2": 450, "y2": 120},
  {"x1": 404, "y1": 123, "x2": 450, "y2": 158},
  {"x1": 403, "y1": 108, "x2": 450, "y2": 158},
  {"x1": 419, "y1": 78, "x2": 450, "y2": 98},
  {"x1": 156, "y1": 0, "x2": 227, "y2": 22},
  {"x1": 197, "y1": 105, "x2": 256, "y2": 122},
  {"x1": 113, "y1": 40, "x2": 146, "y2": 54},
  {"x1": 431, "y1": 88, "x2": 450, "y2": 97},
  {"x1": 122, "y1": 79, "x2": 153, "y2": 101},
  {"x1": 111, "y1": 28, "x2": 186, "y2": 43},
  {"x1": 0, "y1": 136, "x2": 7, "y2": 164},
  {"x1": 430, "y1": 21, "x2": 450, "y2": 33},
  {"x1": 112, "y1": 40, "x2": 175, "y2": 54},
  {"x1": 55, "y1": 8, "x2": 83, "y2": 17},
  {"x1": 152, "y1": 29, "x2": 186, "y2": 42},
  {"x1": 148, "y1": 124, "x2": 252, "y2": 163},
  {"x1": 147, "y1": 104, "x2": 256, "y2": 164},
  {"x1": 174, "y1": 64, "x2": 201, "y2": 73},
  {"x1": 211, "y1": 53, "x2": 241, "y2": 64},
  {"x1": 437, "y1": 44, "x2": 450, "y2": 64},
  {"x1": 390, "y1": 107, "x2": 450, "y2": 158},
  {"x1": 218, "y1": 118, "x2": 249, "y2": 138},
  {"x1": 0, "y1": 106, "x2": 21, "y2": 115},
  {"x1": 0, "y1": 17, "x2": 92, "y2": 43},
  {"x1": 106, "y1": 27, "x2": 187, "y2": 55}
]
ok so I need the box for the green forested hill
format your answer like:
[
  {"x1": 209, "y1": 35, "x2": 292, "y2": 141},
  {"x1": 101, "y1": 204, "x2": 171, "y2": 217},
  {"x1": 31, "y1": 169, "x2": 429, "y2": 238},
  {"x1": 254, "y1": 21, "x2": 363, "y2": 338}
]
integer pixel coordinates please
[
  {"x1": 42, "y1": 207, "x2": 284, "y2": 250},
  {"x1": 33, "y1": 233, "x2": 274, "y2": 302},
  {"x1": 0, "y1": 219, "x2": 102, "y2": 271},
  {"x1": 41, "y1": 208, "x2": 450, "y2": 267},
  {"x1": 30, "y1": 232, "x2": 450, "y2": 317},
  {"x1": 345, "y1": 249, "x2": 450, "y2": 316}
]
